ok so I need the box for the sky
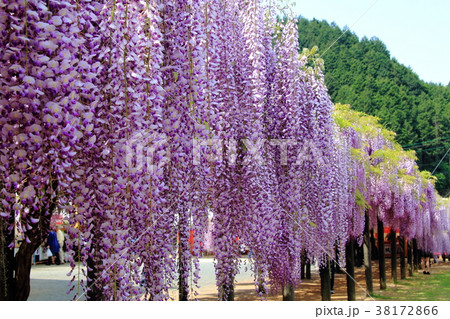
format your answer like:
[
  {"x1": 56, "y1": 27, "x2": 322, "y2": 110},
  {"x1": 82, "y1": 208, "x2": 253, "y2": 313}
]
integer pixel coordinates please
[{"x1": 292, "y1": 0, "x2": 450, "y2": 85}]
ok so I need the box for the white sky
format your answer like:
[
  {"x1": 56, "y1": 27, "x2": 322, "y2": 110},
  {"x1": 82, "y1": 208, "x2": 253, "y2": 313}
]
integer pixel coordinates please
[{"x1": 293, "y1": 0, "x2": 450, "y2": 85}]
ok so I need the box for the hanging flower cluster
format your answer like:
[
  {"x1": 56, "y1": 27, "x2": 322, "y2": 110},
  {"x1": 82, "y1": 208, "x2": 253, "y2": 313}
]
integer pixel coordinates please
[
  {"x1": 330, "y1": 125, "x2": 366, "y2": 265},
  {"x1": 333, "y1": 104, "x2": 450, "y2": 265},
  {"x1": 0, "y1": 0, "x2": 92, "y2": 253},
  {"x1": 63, "y1": 0, "x2": 213, "y2": 300}
]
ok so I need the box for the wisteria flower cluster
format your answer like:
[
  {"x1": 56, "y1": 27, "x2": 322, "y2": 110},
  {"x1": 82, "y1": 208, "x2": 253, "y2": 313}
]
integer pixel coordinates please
[{"x1": 334, "y1": 104, "x2": 450, "y2": 266}]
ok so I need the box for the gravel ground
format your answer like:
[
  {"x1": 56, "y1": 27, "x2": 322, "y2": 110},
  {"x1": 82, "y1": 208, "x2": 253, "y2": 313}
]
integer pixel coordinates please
[
  {"x1": 28, "y1": 257, "x2": 256, "y2": 301},
  {"x1": 29, "y1": 263, "x2": 85, "y2": 301}
]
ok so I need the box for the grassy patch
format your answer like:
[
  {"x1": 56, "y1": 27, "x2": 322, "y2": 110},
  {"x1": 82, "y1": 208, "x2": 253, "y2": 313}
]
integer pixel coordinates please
[
  {"x1": 417, "y1": 273, "x2": 450, "y2": 300},
  {"x1": 371, "y1": 293, "x2": 394, "y2": 300},
  {"x1": 373, "y1": 263, "x2": 450, "y2": 301}
]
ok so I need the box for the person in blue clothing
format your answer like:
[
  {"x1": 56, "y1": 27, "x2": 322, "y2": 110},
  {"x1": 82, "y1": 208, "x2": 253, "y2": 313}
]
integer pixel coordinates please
[{"x1": 46, "y1": 228, "x2": 60, "y2": 265}]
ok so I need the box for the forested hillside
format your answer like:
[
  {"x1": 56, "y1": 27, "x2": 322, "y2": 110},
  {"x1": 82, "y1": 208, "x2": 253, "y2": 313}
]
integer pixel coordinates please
[{"x1": 297, "y1": 18, "x2": 450, "y2": 196}]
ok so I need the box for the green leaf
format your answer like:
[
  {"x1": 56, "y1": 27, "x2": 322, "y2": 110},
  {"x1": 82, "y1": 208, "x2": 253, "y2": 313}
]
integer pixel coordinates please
[{"x1": 355, "y1": 188, "x2": 369, "y2": 211}]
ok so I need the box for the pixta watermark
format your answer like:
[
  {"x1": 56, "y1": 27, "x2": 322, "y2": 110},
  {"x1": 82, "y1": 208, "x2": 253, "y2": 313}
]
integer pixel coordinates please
[{"x1": 125, "y1": 131, "x2": 326, "y2": 172}]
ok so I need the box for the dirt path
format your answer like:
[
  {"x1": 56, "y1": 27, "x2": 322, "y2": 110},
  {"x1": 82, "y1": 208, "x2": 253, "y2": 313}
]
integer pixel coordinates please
[{"x1": 197, "y1": 261, "x2": 450, "y2": 301}]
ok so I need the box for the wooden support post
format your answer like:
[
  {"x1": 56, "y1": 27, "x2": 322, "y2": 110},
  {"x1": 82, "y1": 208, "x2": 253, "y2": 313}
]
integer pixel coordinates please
[
  {"x1": 301, "y1": 250, "x2": 306, "y2": 280},
  {"x1": 407, "y1": 240, "x2": 413, "y2": 276},
  {"x1": 306, "y1": 260, "x2": 311, "y2": 279},
  {"x1": 346, "y1": 238, "x2": 356, "y2": 301},
  {"x1": 400, "y1": 236, "x2": 406, "y2": 280},
  {"x1": 320, "y1": 260, "x2": 331, "y2": 301},
  {"x1": 377, "y1": 218, "x2": 386, "y2": 290},
  {"x1": 413, "y1": 239, "x2": 418, "y2": 272},
  {"x1": 363, "y1": 213, "x2": 373, "y2": 296},
  {"x1": 390, "y1": 229, "x2": 397, "y2": 283}
]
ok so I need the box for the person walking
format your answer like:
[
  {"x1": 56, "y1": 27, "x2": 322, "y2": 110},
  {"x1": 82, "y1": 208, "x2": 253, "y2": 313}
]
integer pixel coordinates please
[
  {"x1": 421, "y1": 250, "x2": 431, "y2": 275},
  {"x1": 46, "y1": 228, "x2": 60, "y2": 265},
  {"x1": 56, "y1": 226, "x2": 65, "y2": 264}
]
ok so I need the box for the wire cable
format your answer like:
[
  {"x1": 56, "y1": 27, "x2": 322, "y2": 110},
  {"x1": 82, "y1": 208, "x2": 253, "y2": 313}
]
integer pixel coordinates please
[
  {"x1": 402, "y1": 135, "x2": 450, "y2": 149},
  {"x1": 431, "y1": 146, "x2": 450, "y2": 175},
  {"x1": 414, "y1": 145, "x2": 447, "y2": 153}
]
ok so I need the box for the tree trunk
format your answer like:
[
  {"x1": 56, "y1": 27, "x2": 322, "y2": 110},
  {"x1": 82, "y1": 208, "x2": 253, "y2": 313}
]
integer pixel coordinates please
[
  {"x1": 178, "y1": 230, "x2": 189, "y2": 301},
  {"x1": 356, "y1": 244, "x2": 364, "y2": 267},
  {"x1": 227, "y1": 285, "x2": 235, "y2": 301},
  {"x1": 413, "y1": 239, "x2": 418, "y2": 271},
  {"x1": 370, "y1": 230, "x2": 378, "y2": 260},
  {"x1": 320, "y1": 260, "x2": 331, "y2": 301},
  {"x1": 11, "y1": 221, "x2": 51, "y2": 300},
  {"x1": 282, "y1": 283, "x2": 295, "y2": 301},
  {"x1": 219, "y1": 281, "x2": 234, "y2": 301},
  {"x1": 301, "y1": 250, "x2": 306, "y2": 280},
  {"x1": 345, "y1": 238, "x2": 356, "y2": 301},
  {"x1": 306, "y1": 260, "x2": 311, "y2": 279},
  {"x1": 363, "y1": 213, "x2": 373, "y2": 296},
  {"x1": 0, "y1": 213, "x2": 16, "y2": 301},
  {"x1": 178, "y1": 262, "x2": 188, "y2": 301},
  {"x1": 335, "y1": 246, "x2": 342, "y2": 274},
  {"x1": 1, "y1": 183, "x2": 57, "y2": 301},
  {"x1": 399, "y1": 236, "x2": 406, "y2": 280},
  {"x1": 377, "y1": 218, "x2": 386, "y2": 290},
  {"x1": 12, "y1": 241, "x2": 39, "y2": 300},
  {"x1": 390, "y1": 229, "x2": 397, "y2": 283},
  {"x1": 407, "y1": 240, "x2": 413, "y2": 276},
  {"x1": 86, "y1": 254, "x2": 103, "y2": 301}
]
